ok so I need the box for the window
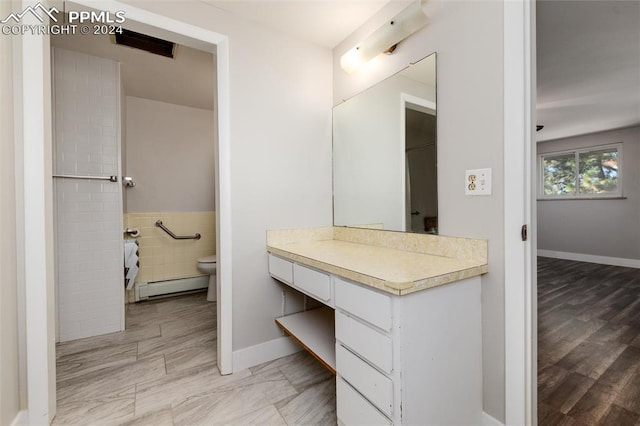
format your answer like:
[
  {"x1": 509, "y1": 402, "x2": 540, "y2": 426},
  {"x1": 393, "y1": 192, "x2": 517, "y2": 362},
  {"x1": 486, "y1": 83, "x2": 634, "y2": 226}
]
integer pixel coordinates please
[{"x1": 539, "y1": 144, "x2": 622, "y2": 198}]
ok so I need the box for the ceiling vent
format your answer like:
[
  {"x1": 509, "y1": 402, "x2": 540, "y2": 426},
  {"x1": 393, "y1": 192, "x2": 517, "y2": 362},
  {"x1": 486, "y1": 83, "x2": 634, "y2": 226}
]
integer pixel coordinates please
[{"x1": 114, "y1": 29, "x2": 175, "y2": 58}]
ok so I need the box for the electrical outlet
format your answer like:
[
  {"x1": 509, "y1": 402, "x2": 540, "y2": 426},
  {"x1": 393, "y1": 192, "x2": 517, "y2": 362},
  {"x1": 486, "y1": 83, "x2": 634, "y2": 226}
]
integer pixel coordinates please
[{"x1": 465, "y1": 168, "x2": 492, "y2": 195}]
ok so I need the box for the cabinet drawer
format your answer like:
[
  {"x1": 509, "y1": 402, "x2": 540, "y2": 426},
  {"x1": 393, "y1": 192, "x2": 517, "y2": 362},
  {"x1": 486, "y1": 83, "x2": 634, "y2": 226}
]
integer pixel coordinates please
[
  {"x1": 337, "y1": 344, "x2": 393, "y2": 417},
  {"x1": 269, "y1": 254, "x2": 293, "y2": 284},
  {"x1": 293, "y1": 263, "x2": 331, "y2": 302},
  {"x1": 335, "y1": 311, "x2": 392, "y2": 374},
  {"x1": 337, "y1": 377, "x2": 391, "y2": 426},
  {"x1": 334, "y1": 277, "x2": 391, "y2": 331}
]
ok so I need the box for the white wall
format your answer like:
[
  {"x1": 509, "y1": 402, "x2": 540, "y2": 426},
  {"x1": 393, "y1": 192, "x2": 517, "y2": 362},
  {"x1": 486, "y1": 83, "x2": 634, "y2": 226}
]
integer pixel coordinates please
[
  {"x1": 537, "y1": 126, "x2": 640, "y2": 261},
  {"x1": 125, "y1": 96, "x2": 215, "y2": 213},
  {"x1": 124, "y1": 1, "x2": 334, "y2": 353},
  {"x1": 333, "y1": 1, "x2": 506, "y2": 421},
  {"x1": 1, "y1": 1, "x2": 22, "y2": 421}
]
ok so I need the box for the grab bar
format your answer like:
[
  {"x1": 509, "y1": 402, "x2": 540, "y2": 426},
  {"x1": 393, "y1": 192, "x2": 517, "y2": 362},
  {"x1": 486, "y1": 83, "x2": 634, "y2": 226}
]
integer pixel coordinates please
[
  {"x1": 53, "y1": 174, "x2": 118, "y2": 182},
  {"x1": 155, "y1": 220, "x2": 201, "y2": 240}
]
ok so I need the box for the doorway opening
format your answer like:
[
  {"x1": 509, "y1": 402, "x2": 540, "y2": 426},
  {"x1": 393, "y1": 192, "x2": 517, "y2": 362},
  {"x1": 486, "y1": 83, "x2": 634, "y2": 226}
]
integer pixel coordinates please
[
  {"x1": 51, "y1": 26, "x2": 217, "y2": 337},
  {"x1": 404, "y1": 105, "x2": 437, "y2": 234},
  {"x1": 401, "y1": 94, "x2": 437, "y2": 234},
  {"x1": 535, "y1": 0, "x2": 640, "y2": 423},
  {"x1": 21, "y1": 1, "x2": 232, "y2": 419}
]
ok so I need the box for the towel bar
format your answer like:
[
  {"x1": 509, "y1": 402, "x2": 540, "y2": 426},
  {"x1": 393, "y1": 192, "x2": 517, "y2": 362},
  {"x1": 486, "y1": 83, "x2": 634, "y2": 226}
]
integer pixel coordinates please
[{"x1": 53, "y1": 174, "x2": 118, "y2": 182}]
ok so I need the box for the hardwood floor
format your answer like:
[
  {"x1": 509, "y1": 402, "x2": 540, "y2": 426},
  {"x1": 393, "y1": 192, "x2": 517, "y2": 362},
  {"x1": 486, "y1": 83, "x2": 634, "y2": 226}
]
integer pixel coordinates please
[
  {"x1": 54, "y1": 292, "x2": 336, "y2": 425},
  {"x1": 538, "y1": 257, "x2": 640, "y2": 425}
]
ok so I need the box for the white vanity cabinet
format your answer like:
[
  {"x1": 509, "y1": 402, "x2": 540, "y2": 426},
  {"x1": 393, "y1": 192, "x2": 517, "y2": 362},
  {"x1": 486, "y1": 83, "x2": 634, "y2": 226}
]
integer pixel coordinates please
[{"x1": 269, "y1": 253, "x2": 483, "y2": 425}]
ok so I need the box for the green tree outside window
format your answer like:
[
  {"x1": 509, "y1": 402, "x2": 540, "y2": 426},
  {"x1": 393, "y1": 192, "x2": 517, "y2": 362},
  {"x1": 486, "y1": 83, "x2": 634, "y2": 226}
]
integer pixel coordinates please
[{"x1": 540, "y1": 145, "x2": 620, "y2": 198}]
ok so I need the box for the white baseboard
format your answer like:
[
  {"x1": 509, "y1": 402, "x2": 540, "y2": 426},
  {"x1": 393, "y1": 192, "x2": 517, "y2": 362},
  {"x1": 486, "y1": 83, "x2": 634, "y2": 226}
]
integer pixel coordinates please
[
  {"x1": 10, "y1": 410, "x2": 28, "y2": 426},
  {"x1": 232, "y1": 336, "x2": 302, "y2": 373},
  {"x1": 482, "y1": 411, "x2": 504, "y2": 426},
  {"x1": 538, "y1": 249, "x2": 640, "y2": 268}
]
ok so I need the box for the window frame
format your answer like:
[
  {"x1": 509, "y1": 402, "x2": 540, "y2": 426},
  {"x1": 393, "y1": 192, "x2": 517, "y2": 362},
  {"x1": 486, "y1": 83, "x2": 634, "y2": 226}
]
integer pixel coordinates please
[{"x1": 538, "y1": 143, "x2": 623, "y2": 200}]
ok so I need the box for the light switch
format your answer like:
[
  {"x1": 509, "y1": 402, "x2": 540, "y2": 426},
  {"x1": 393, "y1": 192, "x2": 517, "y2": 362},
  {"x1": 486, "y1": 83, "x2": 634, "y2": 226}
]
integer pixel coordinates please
[{"x1": 465, "y1": 168, "x2": 492, "y2": 195}]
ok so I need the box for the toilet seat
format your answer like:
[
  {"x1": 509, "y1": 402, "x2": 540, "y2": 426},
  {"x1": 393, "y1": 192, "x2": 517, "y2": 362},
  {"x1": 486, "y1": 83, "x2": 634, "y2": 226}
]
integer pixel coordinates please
[{"x1": 198, "y1": 255, "x2": 217, "y2": 264}]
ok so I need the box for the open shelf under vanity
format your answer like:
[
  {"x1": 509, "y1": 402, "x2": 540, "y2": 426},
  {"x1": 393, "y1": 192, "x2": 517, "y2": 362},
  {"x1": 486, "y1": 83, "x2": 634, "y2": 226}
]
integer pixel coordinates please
[{"x1": 275, "y1": 307, "x2": 336, "y2": 374}]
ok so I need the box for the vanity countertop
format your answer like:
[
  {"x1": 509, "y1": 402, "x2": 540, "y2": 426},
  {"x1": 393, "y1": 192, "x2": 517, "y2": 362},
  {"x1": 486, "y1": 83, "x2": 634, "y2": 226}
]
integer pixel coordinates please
[{"x1": 267, "y1": 227, "x2": 488, "y2": 296}]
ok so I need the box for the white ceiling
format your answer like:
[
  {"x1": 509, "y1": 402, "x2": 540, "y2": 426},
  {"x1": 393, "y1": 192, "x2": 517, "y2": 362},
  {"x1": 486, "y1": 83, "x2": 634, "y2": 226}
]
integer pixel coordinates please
[
  {"x1": 50, "y1": 1, "x2": 402, "y2": 110},
  {"x1": 199, "y1": 0, "x2": 407, "y2": 49},
  {"x1": 536, "y1": 0, "x2": 640, "y2": 142},
  {"x1": 51, "y1": 32, "x2": 216, "y2": 110}
]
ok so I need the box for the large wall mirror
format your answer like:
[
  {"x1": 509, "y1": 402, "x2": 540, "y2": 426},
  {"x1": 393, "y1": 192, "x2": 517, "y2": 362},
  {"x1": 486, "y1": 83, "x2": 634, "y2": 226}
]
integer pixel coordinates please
[{"x1": 333, "y1": 53, "x2": 437, "y2": 234}]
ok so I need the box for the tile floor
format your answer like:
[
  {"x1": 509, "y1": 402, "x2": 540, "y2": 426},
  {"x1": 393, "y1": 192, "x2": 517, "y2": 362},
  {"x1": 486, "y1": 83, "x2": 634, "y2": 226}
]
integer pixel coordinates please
[{"x1": 54, "y1": 292, "x2": 336, "y2": 425}]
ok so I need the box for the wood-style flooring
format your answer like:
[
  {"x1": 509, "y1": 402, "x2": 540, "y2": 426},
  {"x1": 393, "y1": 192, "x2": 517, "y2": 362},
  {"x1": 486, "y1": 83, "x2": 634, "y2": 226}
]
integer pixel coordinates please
[
  {"x1": 54, "y1": 292, "x2": 336, "y2": 425},
  {"x1": 538, "y1": 257, "x2": 640, "y2": 425}
]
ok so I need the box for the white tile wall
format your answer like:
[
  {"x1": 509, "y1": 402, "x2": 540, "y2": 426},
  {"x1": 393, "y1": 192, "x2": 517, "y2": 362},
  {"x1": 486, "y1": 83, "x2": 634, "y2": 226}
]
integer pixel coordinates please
[{"x1": 53, "y1": 48, "x2": 124, "y2": 342}]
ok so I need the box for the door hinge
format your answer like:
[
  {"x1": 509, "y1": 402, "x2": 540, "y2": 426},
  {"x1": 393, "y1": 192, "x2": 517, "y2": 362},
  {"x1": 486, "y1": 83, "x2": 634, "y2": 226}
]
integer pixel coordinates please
[{"x1": 521, "y1": 224, "x2": 528, "y2": 241}]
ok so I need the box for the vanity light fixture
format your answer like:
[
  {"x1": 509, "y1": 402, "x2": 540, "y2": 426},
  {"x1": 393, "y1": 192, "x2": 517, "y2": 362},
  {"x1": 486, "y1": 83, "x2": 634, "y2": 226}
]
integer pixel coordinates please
[{"x1": 340, "y1": 0, "x2": 429, "y2": 74}]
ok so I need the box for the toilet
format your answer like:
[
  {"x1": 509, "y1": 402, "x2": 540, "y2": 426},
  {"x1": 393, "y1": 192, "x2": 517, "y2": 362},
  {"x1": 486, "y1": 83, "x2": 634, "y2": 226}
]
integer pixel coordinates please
[{"x1": 197, "y1": 255, "x2": 217, "y2": 302}]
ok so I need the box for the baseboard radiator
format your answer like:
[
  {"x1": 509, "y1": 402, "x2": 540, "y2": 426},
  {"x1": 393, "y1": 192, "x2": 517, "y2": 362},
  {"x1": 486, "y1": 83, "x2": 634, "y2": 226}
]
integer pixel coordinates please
[{"x1": 135, "y1": 276, "x2": 208, "y2": 301}]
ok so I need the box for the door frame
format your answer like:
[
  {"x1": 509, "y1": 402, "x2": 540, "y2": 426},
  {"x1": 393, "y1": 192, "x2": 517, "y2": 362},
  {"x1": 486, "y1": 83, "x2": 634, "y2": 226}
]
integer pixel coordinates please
[
  {"x1": 401, "y1": 93, "x2": 436, "y2": 233},
  {"x1": 21, "y1": 0, "x2": 233, "y2": 420},
  {"x1": 503, "y1": 0, "x2": 536, "y2": 424}
]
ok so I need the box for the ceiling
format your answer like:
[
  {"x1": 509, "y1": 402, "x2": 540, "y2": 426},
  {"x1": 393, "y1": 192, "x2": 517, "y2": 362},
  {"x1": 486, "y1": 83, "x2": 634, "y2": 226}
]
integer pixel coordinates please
[
  {"x1": 50, "y1": 1, "x2": 404, "y2": 110},
  {"x1": 199, "y1": 0, "x2": 409, "y2": 49},
  {"x1": 51, "y1": 32, "x2": 216, "y2": 110},
  {"x1": 536, "y1": 0, "x2": 640, "y2": 142}
]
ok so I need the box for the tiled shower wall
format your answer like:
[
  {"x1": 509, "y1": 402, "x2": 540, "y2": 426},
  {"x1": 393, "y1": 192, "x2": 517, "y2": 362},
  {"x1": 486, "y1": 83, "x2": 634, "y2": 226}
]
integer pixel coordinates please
[
  {"x1": 124, "y1": 211, "x2": 216, "y2": 284},
  {"x1": 53, "y1": 48, "x2": 124, "y2": 341}
]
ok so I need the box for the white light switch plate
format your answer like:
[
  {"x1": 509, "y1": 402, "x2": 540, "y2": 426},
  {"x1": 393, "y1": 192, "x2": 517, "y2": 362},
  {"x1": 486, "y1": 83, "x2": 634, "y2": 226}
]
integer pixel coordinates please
[{"x1": 465, "y1": 168, "x2": 492, "y2": 195}]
